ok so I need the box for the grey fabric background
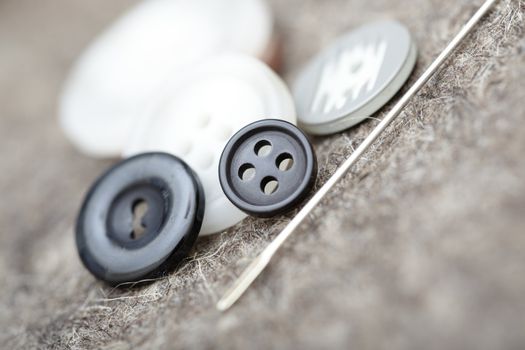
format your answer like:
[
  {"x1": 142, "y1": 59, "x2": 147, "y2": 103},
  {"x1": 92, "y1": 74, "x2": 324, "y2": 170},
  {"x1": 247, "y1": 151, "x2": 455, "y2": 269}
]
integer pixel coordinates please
[{"x1": 0, "y1": 0, "x2": 524, "y2": 349}]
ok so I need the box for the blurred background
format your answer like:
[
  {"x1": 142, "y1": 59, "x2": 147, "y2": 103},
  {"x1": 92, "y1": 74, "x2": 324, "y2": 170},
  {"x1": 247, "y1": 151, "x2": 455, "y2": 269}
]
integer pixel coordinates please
[{"x1": 0, "y1": 0, "x2": 524, "y2": 349}]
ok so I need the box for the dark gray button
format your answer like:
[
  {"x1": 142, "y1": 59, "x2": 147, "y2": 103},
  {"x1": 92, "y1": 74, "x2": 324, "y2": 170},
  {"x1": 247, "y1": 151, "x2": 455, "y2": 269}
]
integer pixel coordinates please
[
  {"x1": 76, "y1": 153, "x2": 205, "y2": 284},
  {"x1": 293, "y1": 20, "x2": 417, "y2": 135},
  {"x1": 219, "y1": 119, "x2": 317, "y2": 217}
]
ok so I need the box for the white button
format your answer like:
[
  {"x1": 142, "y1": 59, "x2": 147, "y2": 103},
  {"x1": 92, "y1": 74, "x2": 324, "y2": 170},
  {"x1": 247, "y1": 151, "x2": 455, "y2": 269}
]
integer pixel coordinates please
[
  {"x1": 123, "y1": 54, "x2": 296, "y2": 235},
  {"x1": 60, "y1": 0, "x2": 275, "y2": 157}
]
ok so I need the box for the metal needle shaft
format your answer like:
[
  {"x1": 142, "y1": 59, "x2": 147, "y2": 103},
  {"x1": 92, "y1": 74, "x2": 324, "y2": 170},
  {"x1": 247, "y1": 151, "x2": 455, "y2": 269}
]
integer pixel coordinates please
[{"x1": 217, "y1": 0, "x2": 499, "y2": 312}]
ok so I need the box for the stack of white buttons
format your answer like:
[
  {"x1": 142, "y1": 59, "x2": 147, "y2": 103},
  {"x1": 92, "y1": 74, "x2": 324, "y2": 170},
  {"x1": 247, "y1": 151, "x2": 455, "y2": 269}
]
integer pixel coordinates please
[{"x1": 60, "y1": 0, "x2": 296, "y2": 235}]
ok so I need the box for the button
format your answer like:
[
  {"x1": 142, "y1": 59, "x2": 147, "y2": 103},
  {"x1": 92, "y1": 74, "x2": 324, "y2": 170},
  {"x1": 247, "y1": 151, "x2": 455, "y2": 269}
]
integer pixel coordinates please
[
  {"x1": 60, "y1": 0, "x2": 276, "y2": 157},
  {"x1": 293, "y1": 20, "x2": 418, "y2": 135},
  {"x1": 123, "y1": 54, "x2": 297, "y2": 235},
  {"x1": 75, "y1": 153, "x2": 205, "y2": 284},
  {"x1": 219, "y1": 119, "x2": 317, "y2": 217}
]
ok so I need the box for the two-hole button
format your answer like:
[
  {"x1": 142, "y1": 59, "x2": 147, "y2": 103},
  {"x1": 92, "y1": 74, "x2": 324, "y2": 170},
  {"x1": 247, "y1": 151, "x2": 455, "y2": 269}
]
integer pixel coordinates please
[{"x1": 75, "y1": 153, "x2": 205, "y2": 284}]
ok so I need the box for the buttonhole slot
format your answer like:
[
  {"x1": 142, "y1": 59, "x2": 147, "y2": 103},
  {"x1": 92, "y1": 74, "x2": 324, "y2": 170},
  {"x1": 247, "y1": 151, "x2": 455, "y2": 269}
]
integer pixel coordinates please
[{"x1": 130, "y1": 199, "x2": 148, "y2": 240}]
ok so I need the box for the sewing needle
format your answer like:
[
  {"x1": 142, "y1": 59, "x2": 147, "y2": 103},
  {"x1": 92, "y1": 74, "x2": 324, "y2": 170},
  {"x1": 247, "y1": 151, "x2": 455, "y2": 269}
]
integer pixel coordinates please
[{"x1": 217, "y1": 0, "x2": 499, "y2": 312}]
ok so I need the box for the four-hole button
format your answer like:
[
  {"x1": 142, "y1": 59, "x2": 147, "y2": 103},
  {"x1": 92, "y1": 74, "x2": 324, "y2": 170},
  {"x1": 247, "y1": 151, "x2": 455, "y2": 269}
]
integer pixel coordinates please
[{"x1": 219, "y1": 119, "x2": 317, "y2": 217}]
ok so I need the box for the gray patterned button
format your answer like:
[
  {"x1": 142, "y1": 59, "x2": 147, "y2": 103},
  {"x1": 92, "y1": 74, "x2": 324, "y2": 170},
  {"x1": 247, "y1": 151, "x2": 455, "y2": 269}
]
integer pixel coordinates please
[{"x1": 293, "y1": 20, "x2": 417, "y2": 135}]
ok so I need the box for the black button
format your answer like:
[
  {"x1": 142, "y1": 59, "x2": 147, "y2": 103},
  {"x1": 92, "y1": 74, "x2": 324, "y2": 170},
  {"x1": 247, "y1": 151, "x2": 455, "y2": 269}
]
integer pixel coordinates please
[
  {"x1": 219, "y1": 119, "x2": 317, "y2": 217},
  {"x1": 76, "y1": 152, "x2": 205, "y2": 284}
]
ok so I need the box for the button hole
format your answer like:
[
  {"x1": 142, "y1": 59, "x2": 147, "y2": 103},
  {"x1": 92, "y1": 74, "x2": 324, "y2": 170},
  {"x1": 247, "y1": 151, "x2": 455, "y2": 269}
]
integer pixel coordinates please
[
  {"x1": 276, "y1": 153, "x2": 294, "y2": 171},
  {"x1": 254, "y1": 140, "x2": 272, "y2": 157},
  {"x1": 130, "y1": 199, "x2": 148, "y2": 240},
  {"x1": 198, "y1": 114, "x2": 211, "y2": 128},
  {"x1": 238, "y1": 163, "x2": 256, "y2": 181},
  {"x1": 261, "y1": 176, "x2": 279, "y2": 195}
]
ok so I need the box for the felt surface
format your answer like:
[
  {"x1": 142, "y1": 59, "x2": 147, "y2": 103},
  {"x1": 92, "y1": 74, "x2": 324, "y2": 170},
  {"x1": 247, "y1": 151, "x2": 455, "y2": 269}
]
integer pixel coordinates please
[{"x1": 0, "y1": 0, "x2": 524, "y2": 349}]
